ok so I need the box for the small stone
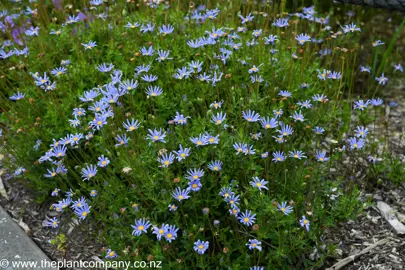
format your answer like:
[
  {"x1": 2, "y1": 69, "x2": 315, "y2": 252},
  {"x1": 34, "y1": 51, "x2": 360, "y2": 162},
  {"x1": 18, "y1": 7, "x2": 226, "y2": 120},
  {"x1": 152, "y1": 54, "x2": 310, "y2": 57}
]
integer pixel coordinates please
[{"x1": 373, "y1": 194, "x2": 383, "y2": 201}]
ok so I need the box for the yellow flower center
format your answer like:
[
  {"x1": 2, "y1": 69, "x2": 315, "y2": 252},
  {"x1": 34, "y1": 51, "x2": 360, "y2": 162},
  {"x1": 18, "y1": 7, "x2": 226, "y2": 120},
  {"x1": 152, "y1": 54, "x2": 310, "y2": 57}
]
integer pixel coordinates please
[
  {"x1": 82, "y1": 212, "x2": 87, "y2": 216},
  {"x1": 138, "y1": 225, "x2": 144, "y2": 231}
]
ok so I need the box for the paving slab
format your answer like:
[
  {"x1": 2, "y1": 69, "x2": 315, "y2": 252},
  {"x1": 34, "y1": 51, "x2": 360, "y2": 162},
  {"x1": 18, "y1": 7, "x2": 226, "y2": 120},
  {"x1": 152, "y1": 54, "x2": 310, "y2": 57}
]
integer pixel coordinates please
[{"x1": 0, "y1": 206, "x2": 55, "y2": 270}]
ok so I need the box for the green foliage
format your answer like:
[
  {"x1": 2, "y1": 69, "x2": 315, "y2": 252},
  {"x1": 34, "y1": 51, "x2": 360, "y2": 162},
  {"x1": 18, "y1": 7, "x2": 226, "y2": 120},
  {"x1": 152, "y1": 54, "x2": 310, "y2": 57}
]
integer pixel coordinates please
[{"x1": 0, "y1": 0, "x2": 404, "y2": 269}]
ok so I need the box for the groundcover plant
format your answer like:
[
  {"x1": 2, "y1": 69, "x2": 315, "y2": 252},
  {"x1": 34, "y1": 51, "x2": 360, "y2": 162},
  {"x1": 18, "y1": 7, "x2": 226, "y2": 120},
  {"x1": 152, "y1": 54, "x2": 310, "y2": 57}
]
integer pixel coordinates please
[{"x1": 1, "y1": 0, "x2": 404, "y2": 269}]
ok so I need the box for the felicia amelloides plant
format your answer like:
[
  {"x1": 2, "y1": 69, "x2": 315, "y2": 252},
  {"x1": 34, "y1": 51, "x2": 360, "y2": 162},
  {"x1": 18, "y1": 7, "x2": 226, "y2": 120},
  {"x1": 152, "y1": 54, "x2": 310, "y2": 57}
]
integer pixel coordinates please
[{"x1": 0, "y1": 0, "x2": 404, "y2": 269}]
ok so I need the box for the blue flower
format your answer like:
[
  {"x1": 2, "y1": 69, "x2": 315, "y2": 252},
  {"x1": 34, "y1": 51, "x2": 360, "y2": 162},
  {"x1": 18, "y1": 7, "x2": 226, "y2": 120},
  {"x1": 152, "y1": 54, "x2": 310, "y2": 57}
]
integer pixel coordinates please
[
  {"x1": 141, "y1": 74, "x2": 158, "y2": 82},
  {"x1": 394, "y1": 63, "x2": 403, "y2": 72},
  {"x1": 250, "y1": 177, "x2": 268, "y2": 191},
  {"x1": 226, "y1": 194, "x2": 240, "y2": 208},
  {"x1": 140, "y1": 22, "x2": 155, "y2": 33},
  {"x1": 173, "y1": 112, "x2": 190, "y2": 125},
  {"x1": 72, "y1": 108, "x2": 86, "y2": 117},
  {"x1": 277, "y1": 202, "x2": 293, "y2": 215},
  {"x1": 186, "y1": 168, "x2": 204, "y2": 181},
  {"x1": 279, "y1": 90, "x2": 292, "y2": 98},
  {"x1": 123, "y1": 119, "x2": 140, "y2": 132},
  {"x1": 210, "y1": 100, "x2": 223, "y2": 109},
  {"x1": 44, "y1": 217, "x2": 59, "y2": 228},
  {"x1": 156, "y1": 49, "x2": 172, "y2": 62},
  {"x1": 211, "y1": 112, "x2": 226, "y2": 125},
  {"x1": 297, "y1": 100, "x2": 312, "y2": 109},
  {"x1": 204, "y1": 133, "x2": 219, "y2": 144},
  {"x1": 291, "y1": 111, "x2": 305, "y2": 122},
  {"x1": 69, "y1": 133, "x2": 83, "y2": 145},
  {"x1": 347, "y1": 137, "x2": 365, "y2": 150},
  {"x1": 342, "y1": 22, "x2": 361, "y2": 33},
  {"x1": 263, "y1": 34, "x2": 278, "y2": 45},
  {"x1": 105, "y1": 249, "x2": 118, "y2": 259},
  {"x1": 296, "y1": 33, "x2": 311, "y2": 45},
  {"x1": 376, "y1": 73, "x2": 388, "y2": 85},
  {"x1": 194, "y1": 240, "x2": 209, "y2": 255},
  {"x1": 219, "y1": 187, "x2": 234, "y2": 199},
  {"x1": 188, "y1": 179, "x2": 202, "y2": 191},
  {"x1": 9, "y1": 91, "x2": 25, "y2": 101},
  {"x1": 168, "y1": 204, "x2": 178, "y2": 212},
  {"x1": 260, "y1": 116, "x2": 278, "y2": 129},
  {"x1": 328, "y1": 71, "x2": 342, "y2": 80},
  {"x1": 74, "y1": 203, "x2": 91, "y2": 221},
  {"x1": 90, "y1": 190, "x2": 98, "y2": 197},
  {"x1": 248, "y1": 65, "x2": 260, "y2": 73},
  {"x1": 152, "y1": 224, "x2": 168, "y2": 241},
  {"x1": 145, "y1": 85, "x2": 163, "y2": 97},
  {"x1": 273, "y1": 18, "x2": 289, "y2": 28},
  {"x1": 233, "y1": 142, "x2": 247, "y2": 155},
  {"x1": 208, "y1": 160, "x2": 223, "y2": 171},
  {"x1": 51, "y1": 188, "x2": 60, "y2": 196},
  {"x1": 360, "y1": 66, "x2": 371, "y2": 73},
  {"x1": 252, "y1": 29, "x2": 262, "y2": 38},
  {"x1": 14, "y1": 167, "x2": 25, "y2": 175},
  {"x1": 140, "y1": 46, "x2": 154, "y2": 56},
  {"x1": 82, "y1": 41, "x2": 97, "y2": 50},
  {"x1": 370, "y1": 98, "x2": 383, "y2": 106},
  {"x1": 125, "y1": 22, "x2": 140, "y2": 29},
  {"x1": 115, "y1": 134, "x2": 129, "y2": 147},
  {"x1": 250, "y1": 266, "x2": 265, "y2": 270},
  {"x1": 372, "y1": 40, "x2": 384, "y2": 47},
  {"x1": 158, "y1": 153, "x2": 175, "y2": 167},
  {"x1": 354, "y1": 126, "x2": 368, "y2": 138},
  {"x1": 131, "y1": 218, "x2": 152, "y2": 236},
  {"x1": 173, "y1": 145, "x2": 191, "y2": 161},
  {"x1": 172, "y1": 187, "x2": 190, "y2": 201},
  {"x1": 278, "y1": 124, "x2": 294, "y2": 137},
  {"x1": 159, "y1": 24, "x2": 174, "y2": 35},
  {"x1": 81, "y1": 164, "x2": 97, "y2": 180},
  {"x1": 273, "y1": 109, "x2": 283, "y2": 118},
  {"x1": 242, "y1": 110, "x2": 261, "y2": 122},
  {"x1": 97, "y1": 63, "x2": 114, "y2": 72},
  {"x1": 238, "y1": 210, "x2": 256, "y2": 226},
  {"x1": 246, "y1": 239, "x2": 262, "y2": 251},
  {"x1": 312, "y1": 94, "x2": 328, "y2": 103},
  {"x1": 51, "y1": 67, "x2": 67, "y2": 76},
  {"x1": 164, "y1": 225, "x2": 179, "y2": 242},
  {"x1": 52, "y1": 145, "x2": 67, "y2": 158},
  {"x1": 146, "y1": 128, "x2": 166, "y2": 143},
  {"x1": 272, "y1": 151, "x2": 286, "y2": 163},
  {"x1": 190, "y1": 134, "x2": 208, "y2": 147},
  {"x1": 288, "y1": 150, "x2": 307, "y2": 159},
  {"x1": 239, "y1": 13, "x2": 254, "y2": 24},
  {"x1": 353, "y1": 99, "x2": 370, "y2": 110},
  {"x1": 315, "y1": 150, "x2": 329, "y2": 162},
  {"x1": 135, "y1": 64, "x2": 151, "y2": 73},
  {"x1": 313, "y1": 126, "x2": 325, "y2": 135},
  {"x1": 299, "y1": 215, "x2": 310, "y2": 231},
  {"x1": 97, "y1": 155, "x2": 110, "y2": 167}
]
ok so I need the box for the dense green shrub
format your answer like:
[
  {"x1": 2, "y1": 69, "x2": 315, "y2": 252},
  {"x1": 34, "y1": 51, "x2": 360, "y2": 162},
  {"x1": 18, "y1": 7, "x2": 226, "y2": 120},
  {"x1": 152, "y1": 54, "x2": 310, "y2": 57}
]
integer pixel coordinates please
[{"x1": 1, "y1": 0, "x2": 404, "y2": 269}]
